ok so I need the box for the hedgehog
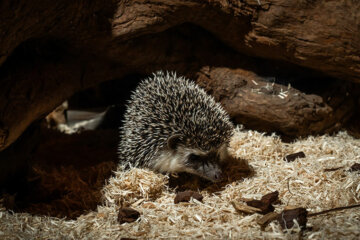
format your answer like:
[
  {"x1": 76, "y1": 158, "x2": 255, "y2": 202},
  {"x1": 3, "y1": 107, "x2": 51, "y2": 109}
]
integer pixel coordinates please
[{"x1": 118, "y1": 71, "x2": 234, "y2": 182}]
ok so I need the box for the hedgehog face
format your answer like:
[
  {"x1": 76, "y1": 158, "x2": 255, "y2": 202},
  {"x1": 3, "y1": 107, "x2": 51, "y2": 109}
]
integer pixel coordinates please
[
  {"x1": 151, "y1": 135, "x2": 227, "y2": 182},
  {"x1": 183, "y1": 150, "x2": 223, "y2": 182},
  {"x1": 152, "y1": 147, "x2": 223, "y2": 182}
]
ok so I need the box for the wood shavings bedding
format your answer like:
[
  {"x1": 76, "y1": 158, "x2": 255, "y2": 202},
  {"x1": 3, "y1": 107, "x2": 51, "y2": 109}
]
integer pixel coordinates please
[{"x1": 1, "y1": 128, "x2": 359, "y2": 239}]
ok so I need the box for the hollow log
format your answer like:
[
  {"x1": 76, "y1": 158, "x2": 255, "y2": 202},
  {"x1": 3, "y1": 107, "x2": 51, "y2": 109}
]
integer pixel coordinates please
[{"x1": 0, "y1": 0, "x2": 359, "y2": 150}]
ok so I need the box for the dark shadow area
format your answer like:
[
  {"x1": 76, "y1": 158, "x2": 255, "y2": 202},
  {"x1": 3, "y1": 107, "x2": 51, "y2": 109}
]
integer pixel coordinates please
[
  {"x1": 0, "y1": 37, "x2": 71, "y2": 82},
  {"x1": 1, "y1": 125, "x2": 118, "y2": 219},
  {"x1": 68, "y1": 74, "x2": 146, "y2": 109},
  {"x1": 67, "y1": 73, "x2": 145, "y2": 123},
  {"x1": 345, "y1": 110, "x2": 360, "y2": 139}
]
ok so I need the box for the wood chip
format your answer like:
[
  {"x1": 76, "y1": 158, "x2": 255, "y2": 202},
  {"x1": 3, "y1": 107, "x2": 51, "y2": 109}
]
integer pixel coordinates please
[
  {"x1": 276, "y1": 208, "x2": 308, "y2": 229},
  {"x1": 284, "y1": 152, "x2": 306, "y2": 162},
  {"x1": 142, "y1": 202, "x2": 156, "y2": 209},
  {"x1": 231, "y1": 201, "x2": 261, "y2": 214},
  {"x1": 260, "y1": 191, "x2": 279, "y2": 204},
  {"x1": 324, "y1": 167, "x2": 344, "y2": 172},
  {"x1": 246, "y1": 200, "x2": 274, "y2": 214},
  {"x1": 257, "y1": 212, "x2": 280, "y2": 229},
  {"x1": 118, "y1": 207, "x2": 140, "y2": 224},
  {"x1": 174, "y1": 191, "x2": 203, "y2": 204},
  {"x1": 245, "y1": 191, "x2": 279, "y2": 214},
  {"x1": 348, "y1": 163, "x2": 360, "y2": 172}
]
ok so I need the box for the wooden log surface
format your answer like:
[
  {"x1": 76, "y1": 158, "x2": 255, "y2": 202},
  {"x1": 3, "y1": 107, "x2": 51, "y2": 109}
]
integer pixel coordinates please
[{"x1": 0, "y1": 0, "x2": 359, "y2": 150}]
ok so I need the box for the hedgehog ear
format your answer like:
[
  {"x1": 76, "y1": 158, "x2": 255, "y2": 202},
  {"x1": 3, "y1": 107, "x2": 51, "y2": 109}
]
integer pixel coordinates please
[{"x1": 167, "y1": 134, "x2": 183, "y2": 150}]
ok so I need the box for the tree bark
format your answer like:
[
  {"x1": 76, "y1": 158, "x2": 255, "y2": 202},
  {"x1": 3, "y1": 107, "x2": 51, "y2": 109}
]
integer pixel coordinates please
[{"x1": 196, "y1": 67, "x2": 356, "y2": 137}]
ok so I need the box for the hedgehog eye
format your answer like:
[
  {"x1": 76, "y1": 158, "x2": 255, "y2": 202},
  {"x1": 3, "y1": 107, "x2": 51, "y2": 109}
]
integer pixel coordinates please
[{"x1": 188, "y1": 153, "x2": 201, "y2": 162}]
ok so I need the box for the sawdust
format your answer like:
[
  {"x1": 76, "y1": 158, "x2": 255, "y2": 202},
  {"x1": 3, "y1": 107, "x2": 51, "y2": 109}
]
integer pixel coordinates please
[{"x1": 1, "y1": 127, "x2": 359, "y2": 239}]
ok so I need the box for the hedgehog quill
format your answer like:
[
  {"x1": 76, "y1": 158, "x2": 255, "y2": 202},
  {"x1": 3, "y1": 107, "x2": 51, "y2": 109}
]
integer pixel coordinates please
[{"x1": 118, "y1": 71, "x2": 234, "y2": 182}]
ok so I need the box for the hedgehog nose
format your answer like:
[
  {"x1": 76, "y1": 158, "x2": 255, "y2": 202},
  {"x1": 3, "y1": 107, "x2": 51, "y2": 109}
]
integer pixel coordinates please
[{"x1": 214, "y1": 170, "x2": 222, "y2": 182}]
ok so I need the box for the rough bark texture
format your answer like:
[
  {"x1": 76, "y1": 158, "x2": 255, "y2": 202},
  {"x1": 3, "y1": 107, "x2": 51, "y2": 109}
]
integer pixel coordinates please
[
  {"x1": 196, "y1": 67, "x2": 357, "y2": 137},
  {"x1": 0, "y1": 0, "x2": 360, "y2": 150}
]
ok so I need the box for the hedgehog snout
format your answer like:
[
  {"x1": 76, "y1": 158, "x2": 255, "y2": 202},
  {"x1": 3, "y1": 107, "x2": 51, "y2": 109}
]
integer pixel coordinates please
[
  {"x1": 214, "y1": 169, "x2": 222, "y2": 181},
  {"x1": 200, "y1": 162, "x2": 223, "y2": 182},
  {"x1": 181, "y1": 150, "x2": 224, "y2": 182}
]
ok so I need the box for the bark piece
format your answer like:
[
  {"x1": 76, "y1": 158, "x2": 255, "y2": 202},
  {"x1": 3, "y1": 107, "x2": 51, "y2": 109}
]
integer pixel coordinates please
[
  {"x1": 245, "y1": 191, "x2": 279, "y2": 214},
  {"x1": 246, "y1": 199, "x2": 274, "y2": 214},
  {"x1": 257, "y1": 212, "x2": 280, "y2": 230},
  {"x1": 231, "y1": 201, "x2": 262, "y2": 214},
  {"x1": 284, "y1": 152, "x2": 306, "y2": 162},
  {"x1": 349, "y1": 163, "x2": 360, "y2": 172},
  {"x1": 118, "y1": 207, "x2": 140, "y2": 224},
  {"x1": 174, "y1": 191, "x2": 203, "y2": 204},
  {"x1": 324, "y1": 167, "x2": 343, "y2": 172},
  {"x1": 276, "y1": 208, "x2": 308, "y2": 230},
  {"x1": 260, "y1": 191, "x2": 279, "y2": 204}
]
